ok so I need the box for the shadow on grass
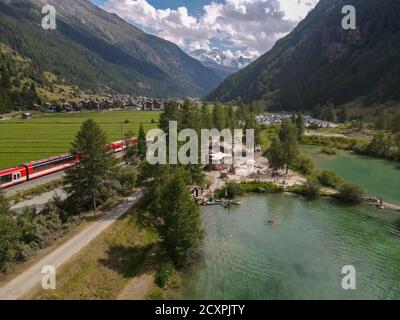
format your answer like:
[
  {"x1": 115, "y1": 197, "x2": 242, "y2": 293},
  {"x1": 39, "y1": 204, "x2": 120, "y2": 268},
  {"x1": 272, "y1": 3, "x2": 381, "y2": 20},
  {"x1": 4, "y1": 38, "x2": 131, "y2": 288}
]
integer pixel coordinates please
[{"x1": 100, "y1": 244, "x2": 159, "y2": 279}]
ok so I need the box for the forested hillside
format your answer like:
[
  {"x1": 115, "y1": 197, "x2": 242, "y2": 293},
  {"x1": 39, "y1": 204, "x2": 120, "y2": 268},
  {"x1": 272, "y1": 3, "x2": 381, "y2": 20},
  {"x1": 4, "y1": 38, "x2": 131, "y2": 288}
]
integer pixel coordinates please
[
  {"x1": 207, "y1": 0, "x2": 400, "y2": 111},
  {"x1": 0, "y1": 0, "x2": 221, "y2": 107}
]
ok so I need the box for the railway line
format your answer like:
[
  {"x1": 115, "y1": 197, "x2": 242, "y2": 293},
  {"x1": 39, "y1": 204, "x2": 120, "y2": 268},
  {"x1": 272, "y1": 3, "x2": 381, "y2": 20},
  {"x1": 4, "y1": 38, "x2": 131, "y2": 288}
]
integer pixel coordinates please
[{"x1": 0, "y1": 138, "x2": 137, "y2": 192}]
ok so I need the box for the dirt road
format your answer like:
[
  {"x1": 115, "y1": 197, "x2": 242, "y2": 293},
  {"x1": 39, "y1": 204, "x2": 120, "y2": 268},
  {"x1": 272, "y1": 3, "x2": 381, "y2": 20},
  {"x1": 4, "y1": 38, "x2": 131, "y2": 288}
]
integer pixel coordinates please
[{"x1": 0, "y1": 191, "x2": 143, "y2": 300}]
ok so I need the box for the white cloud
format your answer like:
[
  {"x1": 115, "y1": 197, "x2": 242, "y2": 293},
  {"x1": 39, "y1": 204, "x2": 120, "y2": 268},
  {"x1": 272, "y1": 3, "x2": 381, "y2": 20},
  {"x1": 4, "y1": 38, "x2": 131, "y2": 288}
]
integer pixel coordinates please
[{"x1": 102, "y1": 0, "x2": 318, "y2": 61}]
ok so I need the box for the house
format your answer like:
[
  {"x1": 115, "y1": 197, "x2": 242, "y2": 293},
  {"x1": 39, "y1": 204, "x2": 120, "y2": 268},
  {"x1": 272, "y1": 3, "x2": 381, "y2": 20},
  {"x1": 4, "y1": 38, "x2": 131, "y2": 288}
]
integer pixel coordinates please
[
  {"x1": 21, "y1": 112, "x2": 32, "y2": 120},
  {"x1": 152, "y1": 100, "x2": 164, "y2": 111},
  {"x1": 145, "y1": 100, "x2": 153, "y2": 111}
]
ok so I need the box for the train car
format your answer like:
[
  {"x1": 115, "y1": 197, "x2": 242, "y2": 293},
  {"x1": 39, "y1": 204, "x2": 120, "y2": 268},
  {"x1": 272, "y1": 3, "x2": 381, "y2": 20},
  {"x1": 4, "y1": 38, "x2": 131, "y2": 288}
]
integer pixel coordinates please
[
  {"x1": 0, "y1": 138, "x2": 137, "y2": 189},
  {"x1": 0, "y1": 166, "x2": 28, "y2": 189},
  {"x1": 23, "y1": 153, "x2": 80, "y2": 182},
  {"x1": 107, "y1": 138, "x2": 138, "y2": 153},
  {"x1": 107, "y1": 140, "x2": 125, "y2": 153}
]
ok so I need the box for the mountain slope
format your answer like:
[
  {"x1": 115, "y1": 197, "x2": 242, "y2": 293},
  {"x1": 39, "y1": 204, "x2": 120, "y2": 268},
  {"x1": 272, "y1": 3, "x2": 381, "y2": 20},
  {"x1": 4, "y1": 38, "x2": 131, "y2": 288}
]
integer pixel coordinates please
[
  {"x1": 0, "y1": 0, "x2": 222, "y2": 98},
  {"x1": 207, "y1": 0, "x2": 400, "y2": 110}
]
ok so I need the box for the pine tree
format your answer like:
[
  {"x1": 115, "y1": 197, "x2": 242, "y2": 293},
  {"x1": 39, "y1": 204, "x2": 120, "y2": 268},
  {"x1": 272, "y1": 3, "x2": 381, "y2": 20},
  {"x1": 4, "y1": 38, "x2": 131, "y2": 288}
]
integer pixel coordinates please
[
  {"x1": 295, "y1": 112, "x2": 305, "y2": 140},
  {"x1": 266, "y1": 135, "x2": 285, "y2": 171},
  {"x1": 200, "y1": 102, "x2": 211, "y2": 130},
  {"x1": 124, "y1": 130, "x2": 138, "y2": 165},
  {"x1": 337, "y1": 107, "x2": 348, "y2": 123},
  {"x1": 212, "y1": 103, "x2": 226, "y2": 130},
  {"x1": 160, "y1": 169, "x2": 202, "y2": 267},
  {"x1": 64, "y1": 119, "x2": 117, "y2": 213},
  {"x1": 159, "y1": 100, "x2": 178, "y2": 133},
  {"x1": 279, "y1": 120, "x2": 299, "y2": 174},
  {"x1": 137, "y1": 123, "x2": 146, "y2": 160}
]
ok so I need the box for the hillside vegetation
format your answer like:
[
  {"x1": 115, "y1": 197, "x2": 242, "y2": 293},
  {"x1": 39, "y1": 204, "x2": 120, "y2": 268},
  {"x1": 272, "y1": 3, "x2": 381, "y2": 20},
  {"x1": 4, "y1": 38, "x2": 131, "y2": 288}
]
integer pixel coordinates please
[
  {"x1": 0, "y1": 0, "x2": 222, "y2": 102},
  {"x1": 208, "y1": 0, "x2": 400, "y2": 111}
]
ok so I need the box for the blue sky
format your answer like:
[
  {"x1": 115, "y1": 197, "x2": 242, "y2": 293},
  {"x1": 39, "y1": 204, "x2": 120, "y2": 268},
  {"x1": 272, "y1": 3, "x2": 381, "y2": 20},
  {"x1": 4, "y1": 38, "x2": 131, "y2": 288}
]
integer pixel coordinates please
[
  {"x1": 91, "y1": 0, "x2": 215, "y2": 15},
  {"x1": 92, "y1": 0, "x2": 319, "y2": 64}
]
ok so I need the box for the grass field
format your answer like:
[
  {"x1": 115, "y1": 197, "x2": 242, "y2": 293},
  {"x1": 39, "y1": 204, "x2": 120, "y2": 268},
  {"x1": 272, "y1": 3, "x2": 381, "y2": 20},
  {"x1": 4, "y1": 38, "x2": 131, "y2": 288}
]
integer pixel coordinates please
[{"x1": 0, "y1": 111, "x2": 161, "y2": 169}]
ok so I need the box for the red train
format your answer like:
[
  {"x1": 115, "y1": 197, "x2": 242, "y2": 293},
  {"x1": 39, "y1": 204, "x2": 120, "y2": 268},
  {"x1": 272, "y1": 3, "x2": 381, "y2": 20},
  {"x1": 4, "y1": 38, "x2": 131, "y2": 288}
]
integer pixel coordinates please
[{"x1": 0, "y1": 138, "x2": 137, "y2": 190}]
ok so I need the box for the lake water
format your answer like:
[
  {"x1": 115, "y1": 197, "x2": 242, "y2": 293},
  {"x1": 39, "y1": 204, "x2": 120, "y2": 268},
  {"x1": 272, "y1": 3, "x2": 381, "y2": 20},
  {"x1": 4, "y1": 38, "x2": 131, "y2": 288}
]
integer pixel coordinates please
[
  {"x1": 178, "y1": 194, "x2": 400, "y2": 300},
  {"x1": 301, "y1": 145, "x2": 400, "y2": 206},
  {"x1": 177, "y1": 149, "x2": 400, "y2": 300}
]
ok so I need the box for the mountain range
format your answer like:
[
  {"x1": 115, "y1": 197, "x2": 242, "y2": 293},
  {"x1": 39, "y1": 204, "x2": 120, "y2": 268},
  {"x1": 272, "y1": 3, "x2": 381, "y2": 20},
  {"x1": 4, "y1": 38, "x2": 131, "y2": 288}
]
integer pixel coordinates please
[
  {"x1": 189, "y1": 48, "x2": 253, "y2": 78},
  {"x1": 207, "y1": 0, "x2": 400, "y2": 111},
  {"x1": 0, "y1": 0, "x2": 223, "y2": 99}
]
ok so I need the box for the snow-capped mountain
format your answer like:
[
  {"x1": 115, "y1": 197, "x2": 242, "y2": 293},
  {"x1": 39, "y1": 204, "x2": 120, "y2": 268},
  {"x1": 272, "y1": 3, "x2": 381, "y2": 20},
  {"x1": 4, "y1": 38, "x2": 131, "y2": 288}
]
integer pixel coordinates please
[{"x1": 190, "y1": 48, "x2": 253, "y2": 70}]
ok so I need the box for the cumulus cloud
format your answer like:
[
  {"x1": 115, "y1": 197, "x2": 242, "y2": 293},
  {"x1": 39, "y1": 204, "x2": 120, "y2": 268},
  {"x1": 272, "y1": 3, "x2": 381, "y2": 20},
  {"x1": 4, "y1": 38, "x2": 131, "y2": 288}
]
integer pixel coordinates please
[{"x1": 102, "y1": 0, "x2": 318, "y2": 60}]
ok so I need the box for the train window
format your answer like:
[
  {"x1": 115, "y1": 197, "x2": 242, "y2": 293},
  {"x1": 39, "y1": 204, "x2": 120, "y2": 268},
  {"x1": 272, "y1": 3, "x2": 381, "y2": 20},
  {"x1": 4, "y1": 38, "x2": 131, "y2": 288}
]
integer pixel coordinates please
[
  {"x1": 32, "y1": 156, "x2": 76, "y2": 173},
  {"x1": 13, "y1": 173, "x2": 20, "y2": 181},
  {"x1": 0, "y1": 174, "x2": 12, "y2": 184}
]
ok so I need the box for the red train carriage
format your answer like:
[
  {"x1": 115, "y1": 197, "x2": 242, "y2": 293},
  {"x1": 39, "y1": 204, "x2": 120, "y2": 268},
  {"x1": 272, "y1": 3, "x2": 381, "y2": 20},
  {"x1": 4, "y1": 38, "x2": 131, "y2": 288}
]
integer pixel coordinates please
[
  {"x1": 0, "y1": 138, "x2": 138, "y2": 189},
  {"x1": 23, "y1": 153, "x2": 80, "y2": 181},
  {"x1": 0, "y1": 153, "x2": 80, "y2": 189},
  {"x1": 0, "y1": 166, "x2": 28, "y2": 189}
]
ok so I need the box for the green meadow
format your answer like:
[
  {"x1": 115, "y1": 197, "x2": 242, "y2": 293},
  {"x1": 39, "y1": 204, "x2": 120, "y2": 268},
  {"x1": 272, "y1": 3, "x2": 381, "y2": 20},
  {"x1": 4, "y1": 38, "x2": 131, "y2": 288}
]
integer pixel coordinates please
[{"x1": 0, "y1": 111, "x2": 161, "y2": 169}]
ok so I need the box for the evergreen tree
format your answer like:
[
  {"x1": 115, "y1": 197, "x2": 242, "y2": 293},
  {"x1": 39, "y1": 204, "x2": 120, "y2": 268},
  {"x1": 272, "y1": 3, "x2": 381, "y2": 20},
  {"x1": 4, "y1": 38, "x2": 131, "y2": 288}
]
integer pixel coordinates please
[
  {"x1": 295, "y1": 112, "x2": 305, "y2": 141},
  {"x1": 160, "y1": 169, "x2": 202, "y2": 267},
  {"x1": 212, "y1": 103, "x2": 226, "y2": 130},
  {"x1": 159, "y1": 100, "x2": 178, "y2": 133},
  {"x1": 337, "y1": 107, "x2": 348, "y2": 123},
  {"x1": 322, "y1": 103, "x2": 335, "y2": 122},
  {"x1": 279, "y1": 120, "x2": 299, "y2": 174},
  {"x1": 124, "y1": 130, "x2": 138, "y2": 165},
  {"x1": 138, "y1": 123, "x2": 146, "y2": 160},
  {"x1": 64, "y1": 119, "x2": 117, "y2": 213},
  {"x1": 266, "y1": 135, "x2": 285, "y2": 171},
  {"x1": 200, "y1": 102, "x2": 211, "y2": 130}
]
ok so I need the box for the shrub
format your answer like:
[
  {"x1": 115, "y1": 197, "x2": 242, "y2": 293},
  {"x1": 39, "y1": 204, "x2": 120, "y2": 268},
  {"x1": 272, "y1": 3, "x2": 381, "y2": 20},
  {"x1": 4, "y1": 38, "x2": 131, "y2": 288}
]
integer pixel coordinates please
[
  {"x1": 320, "y1": 147, "x2": 337, "y2": 155},
  {"x1": 317, "y1": 170, "x2": 342, "y2": 189},
  {"x1": 116, "y1": 166, "x2": 138, "y2": 195},
  {"x1": 301, "y1": 180, "x2": 320, "y2": 200},
  {"x1": 352, "y1": 141, "x2": 369, "y2": 155},
  {"x1": 218, "y1": 182, "x2": 243, "y2": 199},
  {"x1": 337, "y1": 183, "x2": 365, "y2": 203},
  {"x1": 155, "y1": 262, "x2": 174, "y2": 288},
  {"x1": 291, "y1": 154, "x2": 315, "y2": 175},
  {"x1": 239, "y1": 181, "x2": 283, "y2": 194}
]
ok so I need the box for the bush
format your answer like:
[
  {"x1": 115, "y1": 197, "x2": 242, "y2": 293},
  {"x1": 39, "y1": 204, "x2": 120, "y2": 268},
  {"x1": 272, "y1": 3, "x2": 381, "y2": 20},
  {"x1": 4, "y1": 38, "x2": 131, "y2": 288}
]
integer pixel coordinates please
[
  {"x1": 218, "y1": 182, "x2": 243, "y2": 199},
  {"x1": 155, "y1": 262, "x2": 174, "y2": 288},
  {"x1": 291, "y1": 154, "x2": 315, "y2": 175},
  {"x1": 239, "y1": 181, "x2": 283, "y2": 194},
  {"x1": 320, "y1": 147, "x2": 337, "y2": 155},
  {"x1": 337, "y1": 183, "x2": 365, "y2": 203},
  {"x1": 116, "y1": 166, "x2": 138, "y2": 195},
  {"x1": 317, "y1": 170, "x2": 342, "y2": 189},
  {"x1": 301, "y1": 180, "x2": 320, "y2": 200},
  {"x1": 352, "y1": 141, "x2": 369, "y2": 155}
]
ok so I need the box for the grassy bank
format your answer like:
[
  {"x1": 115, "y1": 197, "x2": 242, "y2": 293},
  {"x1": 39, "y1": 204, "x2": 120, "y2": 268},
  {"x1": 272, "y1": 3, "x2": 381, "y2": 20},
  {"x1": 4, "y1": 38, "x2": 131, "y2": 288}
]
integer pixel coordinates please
[{"x1": 28, "y1": 210, "x2": 160, "y2": 300}]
